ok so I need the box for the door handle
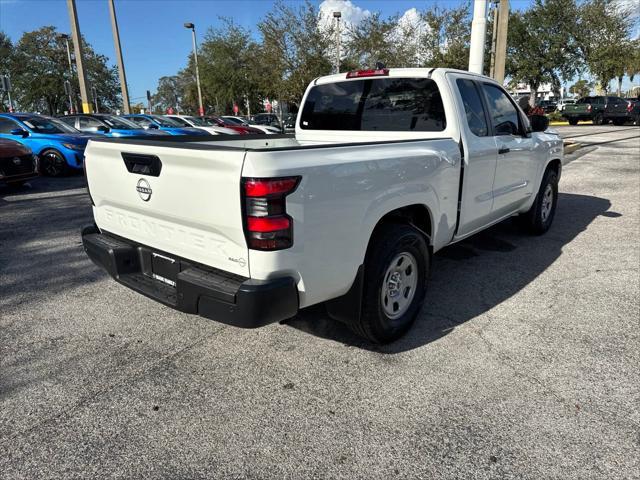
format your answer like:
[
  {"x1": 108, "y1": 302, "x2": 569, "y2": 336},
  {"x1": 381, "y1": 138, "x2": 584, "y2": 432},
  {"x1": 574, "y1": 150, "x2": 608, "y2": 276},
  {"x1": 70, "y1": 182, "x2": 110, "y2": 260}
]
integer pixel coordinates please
[{"x1": 498, "y1": 147, "x2": 510, "y2": 155}]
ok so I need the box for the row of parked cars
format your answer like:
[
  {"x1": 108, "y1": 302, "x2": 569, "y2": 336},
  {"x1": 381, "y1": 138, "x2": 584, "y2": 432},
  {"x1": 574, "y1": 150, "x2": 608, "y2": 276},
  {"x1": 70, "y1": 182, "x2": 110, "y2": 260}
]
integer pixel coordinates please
[
  {"x1": 0, "y1": 111, "x2": 295, "y2": 182},
  {"x1": 562, "y1": 96, "x2": 640, "y2": 126}
]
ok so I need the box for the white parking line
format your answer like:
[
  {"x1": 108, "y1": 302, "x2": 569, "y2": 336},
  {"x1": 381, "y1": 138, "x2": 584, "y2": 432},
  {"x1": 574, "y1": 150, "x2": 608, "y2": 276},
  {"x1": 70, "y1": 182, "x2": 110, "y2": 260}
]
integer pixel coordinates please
[{"x1": 2, "y1": 188, "x2": 88, "y2": 202}]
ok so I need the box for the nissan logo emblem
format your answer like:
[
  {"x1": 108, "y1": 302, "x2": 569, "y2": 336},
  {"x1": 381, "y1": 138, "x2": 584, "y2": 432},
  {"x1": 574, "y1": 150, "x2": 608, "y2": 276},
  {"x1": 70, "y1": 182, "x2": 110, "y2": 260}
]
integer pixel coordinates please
[
  {"x1": 12, "y1": 157, "x2": 21, "y2": 165},
  {"x1": 136, "y1": 178, "x2": 152, "y2": 201}
]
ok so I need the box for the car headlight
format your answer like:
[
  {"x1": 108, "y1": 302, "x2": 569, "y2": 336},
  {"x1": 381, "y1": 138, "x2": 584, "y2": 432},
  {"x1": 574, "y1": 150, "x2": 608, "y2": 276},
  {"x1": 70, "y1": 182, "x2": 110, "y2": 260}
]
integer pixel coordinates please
[{"x1": 62, "y1": 143, "x2": 85, "y2": 151}]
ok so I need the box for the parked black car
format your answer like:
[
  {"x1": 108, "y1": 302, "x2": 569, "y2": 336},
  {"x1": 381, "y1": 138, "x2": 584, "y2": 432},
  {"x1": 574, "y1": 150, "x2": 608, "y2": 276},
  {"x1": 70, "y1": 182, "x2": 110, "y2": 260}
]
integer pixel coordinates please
[
  {"x1": 536, "y1": 100, "x2": 557, "y2": 113},
  {"x1": 604, "y1": 98, "x2": 640, "y2": 125},
  {"x1": 563, "y1": 96, "x2": 609, "y2": 125}
]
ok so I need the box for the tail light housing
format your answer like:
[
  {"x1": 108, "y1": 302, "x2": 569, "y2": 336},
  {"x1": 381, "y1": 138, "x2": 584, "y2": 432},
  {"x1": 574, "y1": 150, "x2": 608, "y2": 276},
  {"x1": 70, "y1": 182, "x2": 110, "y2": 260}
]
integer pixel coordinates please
[
  {"x1": 241, "y1": 176, "x2": 300, "y2": 250},
  {"x1": 627, "y1": 101, "x2": 633, "y2": 112},
  {"x1": 587, "y1": 104, "x2": 592, "y2": 112}
]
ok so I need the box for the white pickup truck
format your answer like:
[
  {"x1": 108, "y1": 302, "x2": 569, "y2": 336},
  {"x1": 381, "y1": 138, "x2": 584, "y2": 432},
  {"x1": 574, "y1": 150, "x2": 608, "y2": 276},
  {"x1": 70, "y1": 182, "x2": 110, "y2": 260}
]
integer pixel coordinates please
[{"x1": 82, "y1": 68, "x2": 563, "y2": 344}]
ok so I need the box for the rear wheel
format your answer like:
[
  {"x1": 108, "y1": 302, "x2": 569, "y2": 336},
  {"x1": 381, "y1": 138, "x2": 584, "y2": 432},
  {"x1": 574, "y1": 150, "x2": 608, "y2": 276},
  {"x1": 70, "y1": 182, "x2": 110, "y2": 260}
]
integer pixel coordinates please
[
  {"x1": 568, "y1": 118, "x2": 578, "y2": 126},
  {"x1": 348, "y1": 224, "x2": 429, "y2": 344},
  {"x1": 593, "y1": 113, "x2": 604, "y2": 125},
  {"x1": 517, "y1": 168, "x2": 559, "y2": 235},
  {"x1": 40, "y1": 149, "x2": 68, "y2": 177},
  {"x1": 612, "y1": 118, "x2": 625, "y2": 126}
]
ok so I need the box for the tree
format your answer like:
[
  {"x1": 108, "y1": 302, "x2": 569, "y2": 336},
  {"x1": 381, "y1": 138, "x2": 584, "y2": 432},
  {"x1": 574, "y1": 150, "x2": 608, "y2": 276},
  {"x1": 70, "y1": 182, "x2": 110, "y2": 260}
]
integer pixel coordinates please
[
  {"x1": 507, "y1": 0, "x2": 582, "y2": 106},
  {"x1": 258, "y1": 1, "x2": 333, "y2": 111},
  {"x1": 0, "y1": 32, "x2": 13, "y2": 110},
  {"x1": 569, "y1": 79, "x2": 593, "y2": 97},
  {"x1": 197, "y1": 19, "x2": 261, "y2": 115},
  {"x1": 152, "y1": 75, "x2": 180, "y2": 113},
  {"x1": 7, "y1": 26, "x2": 119, "y2": 114},
  {"x1": 577, "y1": 0, "x2": 633, "y2": 93},
  {"x1": 346, "y1": 13, "x2": 406, "y2": 68},
  {"x1": 421, "y1": 5, "x2": 471, "y2": 70}
]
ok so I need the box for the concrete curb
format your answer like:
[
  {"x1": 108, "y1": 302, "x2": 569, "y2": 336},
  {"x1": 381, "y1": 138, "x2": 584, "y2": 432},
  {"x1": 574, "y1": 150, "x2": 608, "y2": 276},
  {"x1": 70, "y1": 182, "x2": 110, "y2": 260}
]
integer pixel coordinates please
[{"x1": 564, "y1": 141, "x2": 582, "y2": 154}]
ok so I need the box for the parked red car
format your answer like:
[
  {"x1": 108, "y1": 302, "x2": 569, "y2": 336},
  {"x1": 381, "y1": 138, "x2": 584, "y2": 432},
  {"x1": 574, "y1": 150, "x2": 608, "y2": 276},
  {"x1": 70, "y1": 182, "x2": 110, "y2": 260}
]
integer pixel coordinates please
[
  {"x1": 204, "y1": 116, "x2": 264, "y2": 135},
  {"x1": 0, "y1": 138, "x2": 39, "y2": 187}
]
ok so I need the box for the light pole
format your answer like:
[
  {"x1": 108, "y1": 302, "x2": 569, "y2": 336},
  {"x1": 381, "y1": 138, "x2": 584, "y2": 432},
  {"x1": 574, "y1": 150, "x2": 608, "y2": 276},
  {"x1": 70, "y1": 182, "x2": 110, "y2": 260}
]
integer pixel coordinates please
[
  {"x1": 58, "y1": 33, "x2": 76, "y2": 113},
  {"x1": 333, "y1": 11, "x2": 341, "y2": 74},
  {"x1": 468, "y1": 0, "x2": 488, "y2": 74},
  {"x1": 108, "y1": 0, "x2": 131, "y2": 114},
  {"x1": 66, "y1": 0, "x2": 92, "y2": 113},
  {"x1": 184, "y1": 22, "x2": 204, "y2": 116}
]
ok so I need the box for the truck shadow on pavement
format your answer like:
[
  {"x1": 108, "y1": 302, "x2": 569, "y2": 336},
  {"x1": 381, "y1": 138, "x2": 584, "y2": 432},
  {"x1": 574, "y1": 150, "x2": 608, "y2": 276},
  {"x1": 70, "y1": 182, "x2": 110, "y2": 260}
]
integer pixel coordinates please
[
  {"x1": 0, "y1": 175, "x2": 97, "y2": 314},
  {"x1": 286, "y1": 193, "x2": 614, "y2": 353}
]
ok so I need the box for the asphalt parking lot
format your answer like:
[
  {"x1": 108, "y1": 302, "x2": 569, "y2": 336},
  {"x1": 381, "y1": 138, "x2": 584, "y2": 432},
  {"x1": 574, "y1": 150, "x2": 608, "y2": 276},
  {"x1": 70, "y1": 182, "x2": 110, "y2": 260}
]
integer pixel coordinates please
[{"x1": 1, "y1": 125, "x2": 638, "y2": 479}]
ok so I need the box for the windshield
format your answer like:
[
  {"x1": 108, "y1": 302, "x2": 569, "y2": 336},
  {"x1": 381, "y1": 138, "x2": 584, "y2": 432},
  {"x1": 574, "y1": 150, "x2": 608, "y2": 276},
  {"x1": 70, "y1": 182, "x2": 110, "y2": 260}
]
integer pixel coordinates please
[
  {"x1": 184, "y1": 116, "x2": 213, "y2": 126},
  {"x1": 150, "y1": 115, "x2": 184, "y2": 127},
  {"x1": 167, "y1": 116, "x2": 191, "y2": 127},
  {"x1": 101, "y1": 115, "x2": 139, "y2": 130},
  {"x1": 222, "y1": 117, "x2": 244, "y2": 125},
  {"x1": 22, "y1": 116, "x2": 79, "y2": 134}
]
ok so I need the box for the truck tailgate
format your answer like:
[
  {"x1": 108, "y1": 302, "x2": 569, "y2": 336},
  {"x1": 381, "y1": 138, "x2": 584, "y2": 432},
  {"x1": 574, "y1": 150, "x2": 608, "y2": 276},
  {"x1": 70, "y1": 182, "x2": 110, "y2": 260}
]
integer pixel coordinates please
[{"x1": 85, "y1": 140, "x2": 250, "y2": 277}]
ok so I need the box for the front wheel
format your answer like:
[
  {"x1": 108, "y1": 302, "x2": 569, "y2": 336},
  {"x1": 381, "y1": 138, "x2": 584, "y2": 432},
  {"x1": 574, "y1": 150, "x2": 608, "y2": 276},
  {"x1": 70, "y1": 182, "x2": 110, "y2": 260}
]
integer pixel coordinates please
[
  {"x1": 593, "y1": 114, "x2": 604, "y2": 125},
  {"x1": 568, "y1": 118, "x2": 578, "y2": 126},
  {"x1": 517, "y1": 168, "x2": 559, "y2": 235},
  {"x1": 612, "y1": 118, "x2": 625, "y2": 126},
  {"x1": 349, "y1": 224, "x2": 429, "y2": 344},
  {"x1": 40, "y1": 149, "x2": 68, "y2": 177}
]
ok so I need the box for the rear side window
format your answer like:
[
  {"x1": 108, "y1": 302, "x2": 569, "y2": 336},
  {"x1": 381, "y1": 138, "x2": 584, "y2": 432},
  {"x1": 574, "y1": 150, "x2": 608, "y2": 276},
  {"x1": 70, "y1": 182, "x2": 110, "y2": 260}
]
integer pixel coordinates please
[
  {"x1": 300, "y1": 77, "x2": 446, "y2": 131},
  {"x1": 456, "y1": 79, "x2": 488, "y2": 137}
]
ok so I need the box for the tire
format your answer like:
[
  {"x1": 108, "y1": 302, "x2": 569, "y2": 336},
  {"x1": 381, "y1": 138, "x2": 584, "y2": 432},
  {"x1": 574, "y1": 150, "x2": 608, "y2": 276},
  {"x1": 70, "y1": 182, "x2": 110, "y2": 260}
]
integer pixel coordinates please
[
  {"x1": 593, "y1": 113, "x2": 604, "y2": 125},
  {"x1": 349, "y1": 224, "x2": 429, "y2": 344},
  {"x1": 40, "y1": 149, "x2": 68, "y2": 177},
  {"x1": 517, "y1": 168, "x2": 559, "y2": 235},
  {"x1": 612, "y1": 118, "x2": 625, "y2": 126},
  {"x1": 568, "y1": 118, "x2": 578, "y2": 125}
]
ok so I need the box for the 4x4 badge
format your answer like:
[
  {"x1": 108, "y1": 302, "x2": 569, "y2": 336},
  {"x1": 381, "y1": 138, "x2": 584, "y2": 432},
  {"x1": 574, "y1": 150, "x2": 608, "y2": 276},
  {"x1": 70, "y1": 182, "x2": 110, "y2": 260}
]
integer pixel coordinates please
[{"x1": 136, "y1": 178, "x2": 152, "y2": 201}]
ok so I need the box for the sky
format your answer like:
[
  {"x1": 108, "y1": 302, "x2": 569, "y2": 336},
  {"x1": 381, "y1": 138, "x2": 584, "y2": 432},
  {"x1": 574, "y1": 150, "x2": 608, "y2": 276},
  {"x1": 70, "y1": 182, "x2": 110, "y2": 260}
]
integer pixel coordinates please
[{"x1": 0, "y1": 0, "x2": 638, "y2": 101}]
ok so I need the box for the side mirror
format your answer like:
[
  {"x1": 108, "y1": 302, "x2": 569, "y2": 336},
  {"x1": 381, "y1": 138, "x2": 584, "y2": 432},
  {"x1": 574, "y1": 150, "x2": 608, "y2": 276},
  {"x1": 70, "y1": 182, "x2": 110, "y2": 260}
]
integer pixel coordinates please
[
  {"x1": 10, "y1": 128, "x2": 29, "y2": 137},
  {"x1": 529, "y1": 115, "x2": 549, "y2": 132}
]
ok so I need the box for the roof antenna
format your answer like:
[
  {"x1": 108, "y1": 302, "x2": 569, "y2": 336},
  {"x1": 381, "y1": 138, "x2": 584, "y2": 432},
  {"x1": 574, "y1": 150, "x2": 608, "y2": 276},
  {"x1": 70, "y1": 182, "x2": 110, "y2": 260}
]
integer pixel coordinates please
[{"x1": 375, "y1": 61, "x2": 386, "y2": 70}]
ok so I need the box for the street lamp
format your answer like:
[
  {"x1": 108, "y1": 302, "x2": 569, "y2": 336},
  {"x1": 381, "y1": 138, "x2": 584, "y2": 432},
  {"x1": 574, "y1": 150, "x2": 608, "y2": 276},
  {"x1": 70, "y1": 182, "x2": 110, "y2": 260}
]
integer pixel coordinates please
[
  {"x1": 184, "y1": 22, "x2": 204, "y2": 116},
  {"x1": 58, "y1": 33, "x2": 75, "y2": 113},
  {"x1": 333, "y1": 11, "x2": 341, "y2": 74}
]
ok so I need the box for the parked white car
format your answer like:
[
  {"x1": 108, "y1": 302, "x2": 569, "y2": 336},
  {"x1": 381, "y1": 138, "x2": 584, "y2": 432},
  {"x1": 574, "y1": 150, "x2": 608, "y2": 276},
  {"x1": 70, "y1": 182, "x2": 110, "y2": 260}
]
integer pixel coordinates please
[
  {"x1": 221, "y1": 116, "x2": 281, "y2": 134},
  {"x1": 557, "y1": 98, "x2": 576, "y2": 112},
  {"x1": 164, "y1": 115, "x2": 238, "y2": 135},
  {"x1": 82, "y1": 67, "x2": 563, "y2": 344}
]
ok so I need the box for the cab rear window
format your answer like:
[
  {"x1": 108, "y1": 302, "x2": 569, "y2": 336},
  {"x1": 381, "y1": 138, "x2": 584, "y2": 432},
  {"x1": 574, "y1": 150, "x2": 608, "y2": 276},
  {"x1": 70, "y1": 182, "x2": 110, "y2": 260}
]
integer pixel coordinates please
[{"x1": 300, "y1": 78, "x2": 446, "y2": 131}]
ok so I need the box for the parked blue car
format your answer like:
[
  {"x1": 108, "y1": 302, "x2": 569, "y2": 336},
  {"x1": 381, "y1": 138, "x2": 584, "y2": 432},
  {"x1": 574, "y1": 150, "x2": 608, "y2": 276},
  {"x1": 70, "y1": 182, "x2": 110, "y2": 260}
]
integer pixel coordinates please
[
  {"x1": 124, "y1": 114, "x2": 209, "y2": 136},
  {"x1": 58, "y1": 114, "x2": 170, "y2": 138},
  {"x1": 0, "y1": 113, "x2": 95, "y2": 176}
]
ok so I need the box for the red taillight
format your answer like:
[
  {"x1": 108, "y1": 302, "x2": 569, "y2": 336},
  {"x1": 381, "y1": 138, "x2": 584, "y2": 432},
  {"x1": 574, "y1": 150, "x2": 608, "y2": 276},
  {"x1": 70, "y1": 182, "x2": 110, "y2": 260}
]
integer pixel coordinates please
[
  {"x1": 627, "y1": 102, "x2": 633, "y2": 112},
  {"x1": 244, "y1": 177, "x2": 299, "y2": 197},
  {"x1": 247, "y1": 216, "x2": 290, "y2": 232},
  {"x1": 242, "y1": 176, "x2": 300, "y2": 250},
  {"x1": 587, "y1": 104, "x2": 592, "y2": 112},
  {"x1": 346, "y1": 68, "x2": 389, "y2": 78}
]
